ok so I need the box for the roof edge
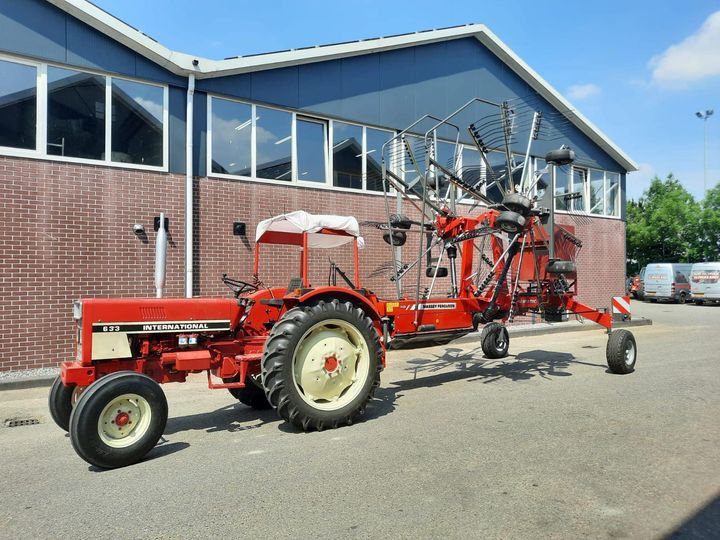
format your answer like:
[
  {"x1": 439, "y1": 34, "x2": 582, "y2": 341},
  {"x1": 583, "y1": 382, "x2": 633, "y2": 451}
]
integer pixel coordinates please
[{"x1": 46, "y1": 1, "x2": 637, "y2": 172}]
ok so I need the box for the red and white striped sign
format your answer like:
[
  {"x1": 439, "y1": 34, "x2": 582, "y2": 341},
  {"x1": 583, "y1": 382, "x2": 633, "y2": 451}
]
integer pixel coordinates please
[{"x1": 612, "y1": 295, "x2": 631, "y2": 316}]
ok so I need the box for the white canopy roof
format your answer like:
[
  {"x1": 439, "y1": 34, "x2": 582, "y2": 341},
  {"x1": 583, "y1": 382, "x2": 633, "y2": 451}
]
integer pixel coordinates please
[{"x1": 255, "y1": 211, "x2": 364, "y2": 249}]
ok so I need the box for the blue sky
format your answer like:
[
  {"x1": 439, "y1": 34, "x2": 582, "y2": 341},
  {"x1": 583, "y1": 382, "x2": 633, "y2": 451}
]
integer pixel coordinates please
[{"x1": 92, "y1": 0, "x2": 720, "y2": 201}]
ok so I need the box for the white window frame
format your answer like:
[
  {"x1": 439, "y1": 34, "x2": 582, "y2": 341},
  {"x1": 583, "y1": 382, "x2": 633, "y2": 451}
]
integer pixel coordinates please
[
  {"x1": 207, "y1": 93, "x2": 395, "y2": 196},
  {"x1": 0, "y1": 52, "x2": 169, "y2": 172},
  {"x1": 295, "y1": 115, "x2": 328, "y2": 186}
]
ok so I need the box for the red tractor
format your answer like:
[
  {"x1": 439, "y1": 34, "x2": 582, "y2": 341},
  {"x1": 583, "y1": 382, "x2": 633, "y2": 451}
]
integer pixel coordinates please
[{"x1": 50, "y1": 99, "x2": 638, "y2": 469}]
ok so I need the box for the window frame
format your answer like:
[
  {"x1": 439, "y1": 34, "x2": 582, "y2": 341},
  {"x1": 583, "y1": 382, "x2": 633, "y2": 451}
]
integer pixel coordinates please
[{"x1": 0, "y1": 52, "x2": 169, "y2": 172}]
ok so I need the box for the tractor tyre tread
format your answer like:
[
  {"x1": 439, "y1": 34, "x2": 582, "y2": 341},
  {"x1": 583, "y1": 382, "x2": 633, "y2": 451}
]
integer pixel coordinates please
[{"x1": 261, "y1": 299, "x2": 382, "y2": 432}]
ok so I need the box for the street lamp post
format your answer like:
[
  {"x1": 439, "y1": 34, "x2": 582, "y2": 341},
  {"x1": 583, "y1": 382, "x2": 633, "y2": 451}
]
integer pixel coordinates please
[{"x1": 696, "y1": 109, "x2": 714, "y2": 194}]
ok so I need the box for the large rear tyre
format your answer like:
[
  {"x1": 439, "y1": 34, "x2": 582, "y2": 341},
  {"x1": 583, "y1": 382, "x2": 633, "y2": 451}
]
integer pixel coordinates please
[
  {"x1": 48, "y1": 376, "x2": 83, "y2": 432},
  {"x1": 606, "y1": 330, "x2": 637, "y2": 374},
  {"x1": 480, "y1": 322, "x2": 510, "y2": 359},
  {"x1": 224, "y1": 373, "x2": 271, "y2": 409},
  {"x1": 261, "y1": 299, "x2": 382, "y2": 432},
  {"x1": 69, "y1": 371, "x2": 168, "y2": 469}
]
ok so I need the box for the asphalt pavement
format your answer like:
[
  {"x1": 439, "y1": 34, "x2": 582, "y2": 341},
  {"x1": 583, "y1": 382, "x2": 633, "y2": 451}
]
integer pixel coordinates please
[{"x1": 0, "y1": 300, "x2": 717, "y2": 539}]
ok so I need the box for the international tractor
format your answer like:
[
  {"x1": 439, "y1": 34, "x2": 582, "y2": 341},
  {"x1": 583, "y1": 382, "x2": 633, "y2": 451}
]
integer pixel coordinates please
[{"x1": 50, "y1": 98, "x2": 638, "y2": 468}]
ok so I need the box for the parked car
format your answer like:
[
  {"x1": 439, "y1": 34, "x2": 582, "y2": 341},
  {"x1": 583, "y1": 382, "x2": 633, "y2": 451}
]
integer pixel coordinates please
[
  {"x1": 690, "y1": 262, "x2": 720, "y2": 305},
  {"x1": 643, "y1": 263, "x2": 692, "y2": 303}
]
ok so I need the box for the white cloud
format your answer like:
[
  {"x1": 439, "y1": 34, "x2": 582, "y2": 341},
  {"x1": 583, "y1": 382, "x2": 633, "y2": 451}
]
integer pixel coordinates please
[
  {"x1": 650, "y1": 10, "x2": 720, "y2": 85},
  {"x1": 567, "y1": 83, "x2": 601, "y2": 100}
]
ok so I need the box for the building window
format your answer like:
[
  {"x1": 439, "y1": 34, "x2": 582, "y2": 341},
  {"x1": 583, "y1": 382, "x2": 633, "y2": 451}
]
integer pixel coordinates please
[
  {"x1": 0, "y1": 56, "x2": 168, "y2": 170},
  {"x1": 332, "y1": 121, "x2": 362, "y2": 189},
  {"x1": 256, "y1": 105, "x2": 292, "y2": 181},
  {"x1": 210, "y1": 99, "x2": 252, "y2": 176},
  {"x1": 485, "y1": 151, "x2": 506, "y2": 204},
  {"x1": 111, "y1": 78, "x2": 164, "y2": 166},
  {"x1": 571, "y1": 167, "x2": 587, "y2": 212},
  {"x1": 296, "y1": 117, "x2": 327, "y2": 183},
  {"x1": 606, "y1": 172, "x2": 620, "y2": 216},
  {"x1": 589, "y1": 169, "x2": 605, "y2": 215},
  {"x1": 47, "y1": 67, "x2": 106, "y2": 160},
  {"x1": 366, "y1": 127, "x2": 392, "y2": 192},
  {"x1": 0, "y1": 59, "x2": 36, "y2": 151}
]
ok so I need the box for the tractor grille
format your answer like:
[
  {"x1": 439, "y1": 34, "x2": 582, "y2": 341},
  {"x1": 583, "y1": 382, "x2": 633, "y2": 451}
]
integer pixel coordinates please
[{"x1": 140, "y1": 306, "x2": 167, "y2": 320}]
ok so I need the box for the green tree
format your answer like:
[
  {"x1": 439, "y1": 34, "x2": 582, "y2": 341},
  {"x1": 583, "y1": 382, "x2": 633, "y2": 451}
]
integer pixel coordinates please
[
  {"x1": 698, "y1": 183, "x2": 720, "y2": 261},
  {"x1": 626, "y1": 174, "x2": 701, "y2": 273}
]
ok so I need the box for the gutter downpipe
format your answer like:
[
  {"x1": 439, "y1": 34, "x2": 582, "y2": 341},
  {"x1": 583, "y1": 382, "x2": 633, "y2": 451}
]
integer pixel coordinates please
[{"x1": 185, "y1": 73, "x2": 195, "y2": 298}]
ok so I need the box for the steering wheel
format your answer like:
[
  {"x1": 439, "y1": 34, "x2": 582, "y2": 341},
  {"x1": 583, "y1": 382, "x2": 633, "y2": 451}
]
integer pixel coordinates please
[{"x1": 222, "y1": 274, "x2": 258, "y2": 297}]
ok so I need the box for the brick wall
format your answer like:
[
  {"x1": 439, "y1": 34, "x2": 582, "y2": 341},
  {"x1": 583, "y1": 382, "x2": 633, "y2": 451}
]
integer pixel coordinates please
[
  {"x1": 0, "y1": 157, "x2": 626, "y2": 372},
  {"x1": 0, "y1": 156, "x2": 185, "y2": 371}
]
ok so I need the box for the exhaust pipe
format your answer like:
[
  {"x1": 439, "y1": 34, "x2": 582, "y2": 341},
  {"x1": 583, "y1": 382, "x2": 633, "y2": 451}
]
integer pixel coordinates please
[{"x1": 155, "y1": 212, "x2": 167, "y2": 298}]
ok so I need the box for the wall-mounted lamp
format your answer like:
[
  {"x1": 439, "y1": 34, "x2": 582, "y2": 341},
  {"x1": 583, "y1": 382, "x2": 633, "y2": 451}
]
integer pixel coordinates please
[
  {"x1": 133, "y1": 224, "x2": 145, "y2": 235},
  {"x1": 233, "y1": 222, "x2": 246, "y2": 236}
]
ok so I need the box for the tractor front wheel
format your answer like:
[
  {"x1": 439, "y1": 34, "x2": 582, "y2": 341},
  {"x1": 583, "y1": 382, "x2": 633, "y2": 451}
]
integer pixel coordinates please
[
  {"x1": 69, "y1": 371, "x2": 168, "y2": 469},
  {"x1": 48, "y1": 376, "x2": 84, "y2": 432},
  {"x1": 261, "y1": 300, "x2": 382, "y2": 432},
  {"x1": 480, "y1": 323, "x2": 510, "y2": 359}
]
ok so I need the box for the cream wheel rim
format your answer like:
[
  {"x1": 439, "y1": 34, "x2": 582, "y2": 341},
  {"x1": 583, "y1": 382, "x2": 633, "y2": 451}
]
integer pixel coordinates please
[
  {"x1": 292, "y1": 319, "x2": 370, "y2": 411},
  {"x1": 98, "y1": 393, "x2": 152, "y2": 448}
]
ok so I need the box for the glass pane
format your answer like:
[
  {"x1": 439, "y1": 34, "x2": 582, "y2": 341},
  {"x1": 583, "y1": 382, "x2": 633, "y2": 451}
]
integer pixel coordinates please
[
  {"x1": 461, "y1": 147, "x2": 481, "y2": 200},
  {"x1": 0, "y1": 59, "x2": 36, "y2": 150},
  {"x1": 111, "y1": 78, "x2": 163, "y2": 166},
  {"x1": 401, "y1": 134, "x2": 426, "y2": 195},
  {"x1": 589, "y1": 169, "x2": 604, "y2": 215},
  {"x1": 211, "y1": 98, "x2": 252, "y2": 176},
  {"x1": 332, "y1": 122, "x2": 362, "y2": 189},
  {"x1": 533, "y1": 158, "x2": 549, "y2": 200},
  {"x1": 297, "y1": 119, "x2": 326, "y2": 183},
  {"x1": 554, "y1": 165, "x2": 571, "y2": 211},
  {"x1": 47, "y1": 67, "x2": 105, "y2": 160},
  {"x1": 571, "y1": 167, "x2": 586, "y2": 211},
  {"x1": 256, "y1": 106, "x2": 292, "y2": 181},
  {"x1": 433, "y1": 141, "x2": 456, "y2": 198},
  {"x1": 366, "y1": 127, "x2": 392, "y2": 192},
  {"x1": 485, "y1": 151, "x2": 507, "y2": 204},
  {"x1": 606, "y1": 172, "x2": 620, "y2": 216}
]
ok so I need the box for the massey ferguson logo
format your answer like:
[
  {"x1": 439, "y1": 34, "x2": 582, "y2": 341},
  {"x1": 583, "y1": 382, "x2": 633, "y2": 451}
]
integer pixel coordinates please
[{"x1": 405, "y1": 302, "x2": 456, "y2": 310}]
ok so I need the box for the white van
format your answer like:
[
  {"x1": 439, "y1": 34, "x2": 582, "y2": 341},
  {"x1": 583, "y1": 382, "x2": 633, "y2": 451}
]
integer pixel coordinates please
[
  {"x1": 643, "y1": 263, "x2": 693, "y2": 303},
  {"x1": 690, "y1": 262, "x2": 720, "y2": 305}
]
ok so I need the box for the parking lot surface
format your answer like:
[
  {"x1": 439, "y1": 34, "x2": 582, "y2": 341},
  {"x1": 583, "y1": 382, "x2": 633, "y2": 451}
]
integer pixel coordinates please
[{"x1": 0, "y1": 301, "x2": 718, "y2": 539}]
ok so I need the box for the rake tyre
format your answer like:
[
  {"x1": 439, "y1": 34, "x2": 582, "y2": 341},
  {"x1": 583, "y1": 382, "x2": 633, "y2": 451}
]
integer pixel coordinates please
[
  {"x1": 495, "y1": 211, "x2": 526, "y2": 234},
  {"x1": 261, "y1": 300, "x2": 382, "y2": 432},
  {"x1": 48, "y1": 376, "x2": 81, "y2": 432},
  {"x1": 69, "y1": 371, "x2": 168, "y2": 469},
  {"x1": 480, "y1": 322, "x2": 510, "y2": 359},
  {"x1": 606, "y1": 329, "x2": 637, "y2": 374}
]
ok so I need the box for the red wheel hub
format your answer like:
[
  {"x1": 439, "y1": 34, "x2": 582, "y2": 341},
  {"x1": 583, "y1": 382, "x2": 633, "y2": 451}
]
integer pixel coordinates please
[
  {"x1": 324, "y1": 356, "x2": 339, "y2": 373},
  {"x1": 115, "y1": 411, "x2": 130, "y2": 427}
]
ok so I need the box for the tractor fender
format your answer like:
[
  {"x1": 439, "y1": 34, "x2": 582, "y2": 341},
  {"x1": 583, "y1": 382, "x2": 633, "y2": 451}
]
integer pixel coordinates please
[{"x1": 294, "y1": 287, "x2": 383, "y2": 324}]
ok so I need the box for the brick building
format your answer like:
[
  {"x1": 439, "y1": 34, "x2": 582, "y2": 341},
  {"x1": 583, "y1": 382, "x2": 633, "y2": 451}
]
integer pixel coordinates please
[{"x1": 0, "y1": 0, "x2": 636, "y2": 371}]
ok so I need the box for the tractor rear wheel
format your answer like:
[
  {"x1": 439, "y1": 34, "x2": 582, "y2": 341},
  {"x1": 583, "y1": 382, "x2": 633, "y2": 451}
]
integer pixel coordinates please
[
  {"x1": 261, "y1": 299, "x2": 382, "y2": 432},
  {"x1": 480, "y1": 323, "x2": 510, "y2": 359},
  {"x1": 606, "y1": 330, "x2": 637, "y2": 374},
  {"x1": 224, "y1": 373, "x2": 271, "y2": 409},
  {"x1": 48, "y1": 376, "x2": 84, "y2": 432},
  {"x1": 69, "y1": 371, "x2": 168, "y2": 469}
]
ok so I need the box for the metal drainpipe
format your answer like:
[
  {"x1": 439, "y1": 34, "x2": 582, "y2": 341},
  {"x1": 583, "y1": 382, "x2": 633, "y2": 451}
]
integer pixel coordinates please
[{"x1": 185, "y1": 74, "x2": 195, "y2": 298}]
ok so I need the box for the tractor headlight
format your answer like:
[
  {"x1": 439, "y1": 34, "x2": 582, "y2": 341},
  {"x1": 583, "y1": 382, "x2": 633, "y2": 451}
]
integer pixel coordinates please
[{"x1": 72, "y1": 301, "x2": 83, "y2": 321}]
